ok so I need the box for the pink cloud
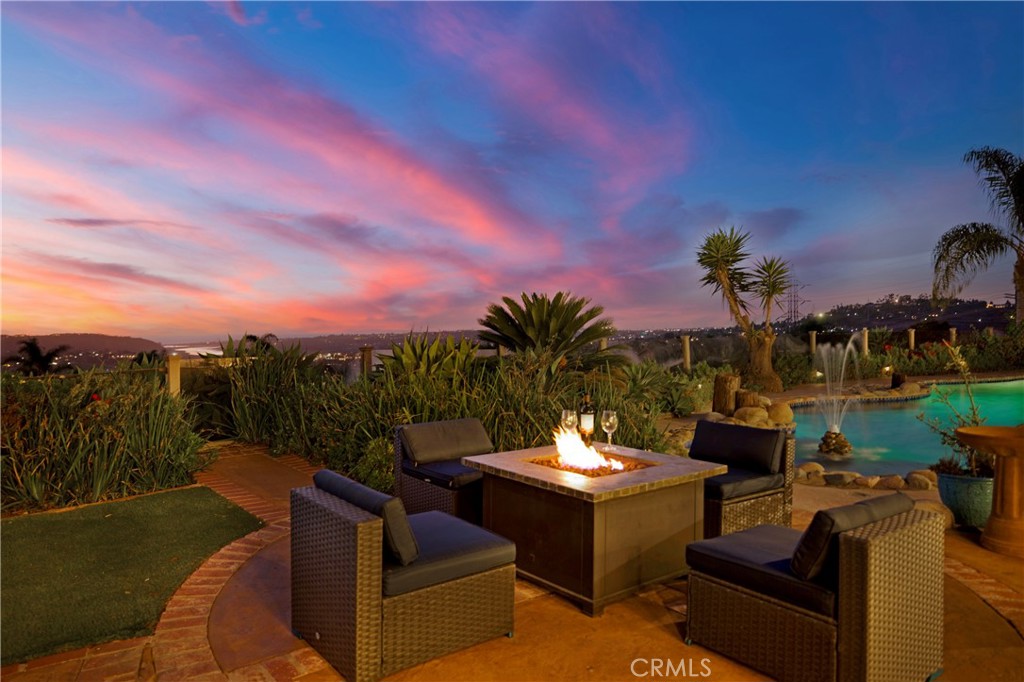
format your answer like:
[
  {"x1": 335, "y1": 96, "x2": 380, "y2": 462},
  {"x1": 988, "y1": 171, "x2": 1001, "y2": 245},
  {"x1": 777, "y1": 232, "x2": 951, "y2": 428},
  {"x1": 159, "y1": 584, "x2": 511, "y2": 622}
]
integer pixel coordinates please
[
  {"x1": 415, "y1": 4, "x2": 692, "y2": 201},
  {"x1": 219, "y1": 1, "x2": 267, "y2": 28},
  {"x1": 26, "y1": 252, "x2": 208, "y2": 294},
  {"x1": 4, "y1": 4, "x2": 554, "y2": 260},
  {"x1": 0, "y1": 3, "x2": 713, "y2": 340}
]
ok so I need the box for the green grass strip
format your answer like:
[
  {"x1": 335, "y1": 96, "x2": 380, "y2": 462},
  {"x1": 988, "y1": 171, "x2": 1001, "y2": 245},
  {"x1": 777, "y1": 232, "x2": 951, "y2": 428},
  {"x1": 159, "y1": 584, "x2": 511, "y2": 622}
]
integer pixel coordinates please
[{"x1": 0, "y1": 486, "x2": 263, "y2": 664}]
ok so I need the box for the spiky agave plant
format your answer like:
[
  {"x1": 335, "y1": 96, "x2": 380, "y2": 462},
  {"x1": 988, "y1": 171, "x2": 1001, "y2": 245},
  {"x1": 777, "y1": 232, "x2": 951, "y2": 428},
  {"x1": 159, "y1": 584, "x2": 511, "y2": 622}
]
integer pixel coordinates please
[{"x1": 381, "y1": 334, "x2": 478, "y2": 376}]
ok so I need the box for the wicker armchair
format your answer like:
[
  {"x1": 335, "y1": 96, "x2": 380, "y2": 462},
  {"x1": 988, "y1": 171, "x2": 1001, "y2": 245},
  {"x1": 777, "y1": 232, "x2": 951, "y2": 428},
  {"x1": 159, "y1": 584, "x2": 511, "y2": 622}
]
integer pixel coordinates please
[
  {"x1": 394, "y1": 418, "x2": 493, "y2": 524},
  {"x1": 686, "y1": 494, "x2": 944, "y2": 682},
  {"x1": 689, "y1": 419, "x2": 795, "y2": 538},
  {"x1": 292, "y1": 471, "x2": 515, "y2": 682}
]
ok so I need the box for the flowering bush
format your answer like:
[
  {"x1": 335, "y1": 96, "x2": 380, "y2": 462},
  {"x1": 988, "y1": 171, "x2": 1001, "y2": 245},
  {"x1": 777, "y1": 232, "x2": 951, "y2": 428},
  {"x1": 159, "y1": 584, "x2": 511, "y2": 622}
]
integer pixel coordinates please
[{"x1": 1, "y1": 367, "x2": 209, "y2": 511}]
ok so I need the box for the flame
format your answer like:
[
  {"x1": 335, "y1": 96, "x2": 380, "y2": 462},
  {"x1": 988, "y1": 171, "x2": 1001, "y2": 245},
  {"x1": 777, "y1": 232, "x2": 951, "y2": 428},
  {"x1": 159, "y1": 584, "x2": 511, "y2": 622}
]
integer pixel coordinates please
[{"x1": 553, "y1": 426, "x2": 624, "y2": 471}]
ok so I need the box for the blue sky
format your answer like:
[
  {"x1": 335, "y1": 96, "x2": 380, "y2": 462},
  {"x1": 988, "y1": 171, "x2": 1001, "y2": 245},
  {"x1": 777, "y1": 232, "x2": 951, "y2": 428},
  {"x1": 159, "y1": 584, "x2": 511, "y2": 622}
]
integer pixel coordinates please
[{"x1": 2, "y1": 1, "x2": 1021, "y2": 342}]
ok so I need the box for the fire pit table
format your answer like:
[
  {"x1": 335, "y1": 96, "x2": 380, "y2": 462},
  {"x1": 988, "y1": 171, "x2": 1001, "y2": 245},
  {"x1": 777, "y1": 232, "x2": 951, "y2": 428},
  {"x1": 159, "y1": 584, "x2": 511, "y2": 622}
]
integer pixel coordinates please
[{"x1": 463, "y1": 444, "x2": 725, "y2": 616}]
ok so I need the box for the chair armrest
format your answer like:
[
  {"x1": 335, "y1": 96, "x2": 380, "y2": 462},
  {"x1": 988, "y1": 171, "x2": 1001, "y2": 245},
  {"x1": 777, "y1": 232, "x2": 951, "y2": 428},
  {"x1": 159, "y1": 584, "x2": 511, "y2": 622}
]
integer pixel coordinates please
[
  {"x1": 394, "y1": 426, "x2": 408, "y2": 497},
  {"x1": 837, "y1": 509, "x2": 944, "y2": 682},
  {"x1": 782, "y1": 433, "x2": 796, "y2": 520},
  {"x1": 291, "y1": 486, "x2": 384, "y2": 682}
]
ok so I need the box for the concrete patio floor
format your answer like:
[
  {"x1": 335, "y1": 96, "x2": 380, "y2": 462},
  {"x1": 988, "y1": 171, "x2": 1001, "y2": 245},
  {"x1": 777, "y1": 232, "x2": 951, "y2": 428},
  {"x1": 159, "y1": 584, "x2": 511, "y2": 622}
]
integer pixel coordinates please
[{"x1": 3, "y1": 441, "x2": 1022, "y2": 681}]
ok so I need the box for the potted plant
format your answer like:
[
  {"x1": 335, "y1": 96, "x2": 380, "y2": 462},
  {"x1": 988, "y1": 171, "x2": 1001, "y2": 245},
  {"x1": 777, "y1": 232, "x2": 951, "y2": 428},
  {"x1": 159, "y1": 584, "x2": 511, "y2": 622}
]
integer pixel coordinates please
[{"x1": 918, "y1": 343, "x2": 994, "y2": 528}]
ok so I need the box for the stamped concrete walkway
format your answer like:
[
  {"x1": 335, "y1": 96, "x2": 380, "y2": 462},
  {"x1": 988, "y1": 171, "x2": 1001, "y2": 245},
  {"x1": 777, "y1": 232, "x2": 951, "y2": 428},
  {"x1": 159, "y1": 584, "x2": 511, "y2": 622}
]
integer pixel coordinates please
[{"x1": 4, "y1": 442, "x2": 1023, "y2": 681}]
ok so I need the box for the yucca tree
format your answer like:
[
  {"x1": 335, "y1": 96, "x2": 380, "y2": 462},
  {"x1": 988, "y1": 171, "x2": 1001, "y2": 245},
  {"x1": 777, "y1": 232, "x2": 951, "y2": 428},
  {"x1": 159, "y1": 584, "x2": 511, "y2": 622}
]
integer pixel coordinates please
[
  {"x1": 697, "y1": 227, "x2": 792, "y2": 392},
  {"x1": 932, "y1": 147, "x2": 1023, "y2": 321},
  {"x1": 478, "y1": 292, "x2": 620, "y2": 369},
  {"x1": 2, "y1": 338, "x2": 71, "y2": 376}
]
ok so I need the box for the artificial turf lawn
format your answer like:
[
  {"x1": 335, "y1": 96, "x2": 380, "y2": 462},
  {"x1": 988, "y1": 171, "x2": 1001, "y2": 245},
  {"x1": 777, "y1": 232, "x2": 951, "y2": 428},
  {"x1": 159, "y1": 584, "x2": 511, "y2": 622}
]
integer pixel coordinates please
[{"x1": 0, "y1": 486, "x2": 263, "y2": 664}]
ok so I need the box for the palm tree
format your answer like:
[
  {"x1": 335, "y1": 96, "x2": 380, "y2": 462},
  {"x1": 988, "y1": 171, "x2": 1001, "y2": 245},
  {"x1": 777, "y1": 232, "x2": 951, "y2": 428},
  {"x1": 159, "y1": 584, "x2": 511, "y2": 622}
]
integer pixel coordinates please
[
  {"x1": 478, "y1": 292, "x2": 620, "y2": 369},
  {"x1": 696, "y1": 227, "x2": 792, "y2": 392},
  {"x1": 932, "y1": 147, "x2": 1023, "y2": 320},
  {"x1": 2, "y1": 338, "x2": 71, "y2": 376}
]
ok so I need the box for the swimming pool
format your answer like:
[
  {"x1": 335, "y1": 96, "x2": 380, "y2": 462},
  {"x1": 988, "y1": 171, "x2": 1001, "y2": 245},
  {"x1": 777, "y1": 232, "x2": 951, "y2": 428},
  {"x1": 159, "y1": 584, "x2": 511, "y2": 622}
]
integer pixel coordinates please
[{"x1": 793, "y1": 379, "x2": 1024, "y2": 475}]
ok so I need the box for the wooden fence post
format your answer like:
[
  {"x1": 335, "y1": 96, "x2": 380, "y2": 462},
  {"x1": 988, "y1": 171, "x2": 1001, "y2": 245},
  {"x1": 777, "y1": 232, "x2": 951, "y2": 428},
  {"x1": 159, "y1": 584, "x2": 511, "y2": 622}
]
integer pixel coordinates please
[
  {"x1": 681, "y1": 335, "x2": 692, "y2": 373},
  {"x1": 908, "y1": 328, "x2": 916, "y2": 351},
  {"x1": 809, "y1": 330, "x2": 817, "y2": 357},
  {"x1": 360, "y1": 345, "x2": 374, "y2": 378},
  {"x1": 167, "y1": 354, "x2": 181, "y2": 396},
  {"x1": 861, "y1": 328, "x2": 869, "y2": 356}
]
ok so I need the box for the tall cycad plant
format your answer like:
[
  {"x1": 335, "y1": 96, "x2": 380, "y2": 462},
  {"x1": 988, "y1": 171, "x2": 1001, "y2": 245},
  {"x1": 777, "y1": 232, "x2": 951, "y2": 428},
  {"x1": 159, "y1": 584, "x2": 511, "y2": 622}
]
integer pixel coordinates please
[
  {"x1": 932, "y1": 147, "x2": 1023, "y2": 321},
  {"x1": 478, "y1": 292, "x2": 619, "y2": 370},
  {"x1": 696, "y1": 227, "x2": 791, "y2": 392}
]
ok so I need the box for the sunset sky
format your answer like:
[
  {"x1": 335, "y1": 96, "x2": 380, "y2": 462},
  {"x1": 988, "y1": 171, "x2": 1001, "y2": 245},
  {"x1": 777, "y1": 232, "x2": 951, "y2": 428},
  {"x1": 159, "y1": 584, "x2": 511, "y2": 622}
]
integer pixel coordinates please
[{"x1": 2, "y1": 1, "x2": 1022, "y2": 343}]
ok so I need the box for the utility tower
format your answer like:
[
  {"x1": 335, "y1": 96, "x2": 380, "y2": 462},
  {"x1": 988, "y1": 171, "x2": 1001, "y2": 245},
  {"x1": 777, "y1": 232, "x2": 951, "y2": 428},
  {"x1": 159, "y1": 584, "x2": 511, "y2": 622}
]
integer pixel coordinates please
[{"x1": 784, "y1": 281, "x2": 810, "y2": 325}]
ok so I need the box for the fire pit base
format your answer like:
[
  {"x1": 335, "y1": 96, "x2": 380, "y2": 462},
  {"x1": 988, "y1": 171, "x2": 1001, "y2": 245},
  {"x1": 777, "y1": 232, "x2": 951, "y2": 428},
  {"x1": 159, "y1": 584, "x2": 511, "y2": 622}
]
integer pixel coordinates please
[
  {"x1": 465, "y1": 444, "x2": 726, "y2": 616},
  {"x1": 483, "y1": 475, "x2": 700, "y2": 615}
]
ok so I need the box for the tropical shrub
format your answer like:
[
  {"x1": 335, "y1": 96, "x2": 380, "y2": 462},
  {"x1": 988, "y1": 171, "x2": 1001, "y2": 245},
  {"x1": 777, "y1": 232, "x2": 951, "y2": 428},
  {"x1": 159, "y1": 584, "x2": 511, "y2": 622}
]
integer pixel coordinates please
[
  {"x1": 1, "y1": 367, "x2": 208, "y2": 512},
  {"x1": 227, "y1": 351, "x2": 668, "y2": 487},
  {"x1": 227, "y1": 343, "x2": 324, "y2": 453},
  {"x1": 773, "y1": 353, "x2": 814, "y2": 389},
  {"x1": 660, "y1": 363, "x2": 722, "y2": 417},
  {"x1": 618, "y1": 361, "x2": 669, "y2": 411},
  {"x1": 181, "y1": 362, "x2": 234, "y2": 439},
  {"x1": 960, "y1": 323, "x2": 1024, "y2": 371}
]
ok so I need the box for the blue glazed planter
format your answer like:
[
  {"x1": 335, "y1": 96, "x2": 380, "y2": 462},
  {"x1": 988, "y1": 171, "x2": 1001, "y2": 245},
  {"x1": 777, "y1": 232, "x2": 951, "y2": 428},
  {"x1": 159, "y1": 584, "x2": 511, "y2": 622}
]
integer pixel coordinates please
[{"x1": 937, "y1": 473, "x2": 993, "y2": 528}]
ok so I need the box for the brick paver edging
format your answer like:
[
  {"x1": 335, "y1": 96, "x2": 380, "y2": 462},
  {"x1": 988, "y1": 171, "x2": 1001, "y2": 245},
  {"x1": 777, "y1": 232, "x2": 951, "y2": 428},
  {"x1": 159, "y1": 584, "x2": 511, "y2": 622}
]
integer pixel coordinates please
[
  {"x1": 150, "y1": 520, "x2": 292, "y2": 681},
  {"x1": 151, "y1": 450, "x2": 333, "y2": 680}
]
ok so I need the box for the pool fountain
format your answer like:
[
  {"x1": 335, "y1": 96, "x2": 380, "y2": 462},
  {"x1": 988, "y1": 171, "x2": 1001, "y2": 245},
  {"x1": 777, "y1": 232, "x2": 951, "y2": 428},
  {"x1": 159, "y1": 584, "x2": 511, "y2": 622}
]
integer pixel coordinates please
[{"x1": 814, "y1": 336, "x2": 861, "y2": 458}]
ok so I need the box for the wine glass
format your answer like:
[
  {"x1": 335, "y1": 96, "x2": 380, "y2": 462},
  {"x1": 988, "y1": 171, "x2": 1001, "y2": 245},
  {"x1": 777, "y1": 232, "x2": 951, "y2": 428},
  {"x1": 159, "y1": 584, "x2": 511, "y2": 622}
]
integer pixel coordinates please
[
  {"x1": 601, "y1": 410, "x2": 619, "y2": 450},
  {"x1": 560, "y1": 409, "x2": 578, "y2": 431}
]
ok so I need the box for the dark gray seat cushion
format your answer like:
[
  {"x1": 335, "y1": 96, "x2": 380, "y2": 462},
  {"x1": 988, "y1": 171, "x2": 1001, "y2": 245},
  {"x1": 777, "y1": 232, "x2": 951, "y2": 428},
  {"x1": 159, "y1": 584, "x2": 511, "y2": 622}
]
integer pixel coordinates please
[
  {"x1": 689, "y1": 420, "x2": 786, "y2": 475},
  {"x1": 399, "y1": 418, "x2": 494, "y2": 465},
  {"x1": 686, "y1": 525, "x2": 837, "y2": 618},
  {"x1": 313, "y1": 469, "x2": 420, "y2": 566},
  {"x1": 382, "y1": 511, "x2": 516, "y2": 596},
  {"x1": 791, "y1": 492, "x2": 915, "y2": 584},
  {"x1": 401, "y1": 458, "x2": 483, "y2": 489},
  {"x1": 704, "y1": 468, "x2": 785, "y2": 500}
]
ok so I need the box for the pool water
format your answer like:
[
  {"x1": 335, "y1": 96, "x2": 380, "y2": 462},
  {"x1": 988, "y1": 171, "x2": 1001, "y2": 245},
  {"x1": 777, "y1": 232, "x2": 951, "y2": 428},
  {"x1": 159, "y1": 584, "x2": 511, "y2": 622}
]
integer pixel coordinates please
[{"x1": 793, "y1": 380, "x2": 1023, "y2": 475}]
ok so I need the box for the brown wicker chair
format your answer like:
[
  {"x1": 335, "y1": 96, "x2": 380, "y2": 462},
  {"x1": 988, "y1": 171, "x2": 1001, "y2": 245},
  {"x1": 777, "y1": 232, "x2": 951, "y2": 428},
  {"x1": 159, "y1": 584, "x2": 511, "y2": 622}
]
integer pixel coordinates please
[
  {"x1": 291, "y1": 471, "x2": 515, "y2": 682},
  {"x1": 686, "y1": 494, "x2": 944, "y2": 682},
  {"x1": 394, "y1": 418, "x2": 493, "y2": 524},
  {"x1": 688, "y1": 419, "x2": 795, "y2": 538}
]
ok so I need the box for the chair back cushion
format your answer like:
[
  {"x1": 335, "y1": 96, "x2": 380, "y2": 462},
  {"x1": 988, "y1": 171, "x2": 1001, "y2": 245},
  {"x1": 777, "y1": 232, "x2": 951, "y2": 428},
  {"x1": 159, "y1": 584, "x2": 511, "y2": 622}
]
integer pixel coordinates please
[
  {"x1": 314, "y1": 469, "x2": 420, "y2": 565},
  {"x1": 790, "y1": 492, "x2": 914, "y2": 583},
  {"x1": 398, "y1": 418, "x2": 494, "y2": 465},
  {"x1": 689, "y1": 420, "x2": 786, "y2": 475},
  {"x1": 382, "y1": 511, "x2": 516, "y2": 596}
]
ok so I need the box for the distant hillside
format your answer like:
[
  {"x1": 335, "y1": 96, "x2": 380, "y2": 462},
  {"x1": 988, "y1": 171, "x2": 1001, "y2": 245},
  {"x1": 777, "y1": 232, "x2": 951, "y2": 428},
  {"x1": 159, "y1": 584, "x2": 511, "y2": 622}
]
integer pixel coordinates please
[{"x1": 1, "y1": 333, "x2": 165, "y2": 358}]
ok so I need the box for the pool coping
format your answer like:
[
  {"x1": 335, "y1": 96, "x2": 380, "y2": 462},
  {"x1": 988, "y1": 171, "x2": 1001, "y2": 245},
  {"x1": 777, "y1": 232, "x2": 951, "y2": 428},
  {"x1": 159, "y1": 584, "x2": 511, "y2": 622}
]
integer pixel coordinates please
[{"x1": 786, "y1": 374, "x2": 1024, "y2": 409}]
